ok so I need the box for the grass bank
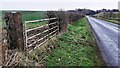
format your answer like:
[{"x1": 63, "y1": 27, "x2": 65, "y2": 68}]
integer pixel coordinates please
[
  {"x1": 43, "y1": 17, "x2": 105, "y2": 66},
  {"x1": 107, "y1": 19, "x2": 120, "y2": 25},
  {"x1": 96, "y1": 17, "x2": 120, "y2": 25},
  {"x1": 94, "y1": 12, "x2": 120, "y2": 25}
]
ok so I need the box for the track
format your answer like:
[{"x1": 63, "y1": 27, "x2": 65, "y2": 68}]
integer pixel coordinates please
[{"x1": 86, "y1": 16, "x2": 119, "y2": 66}]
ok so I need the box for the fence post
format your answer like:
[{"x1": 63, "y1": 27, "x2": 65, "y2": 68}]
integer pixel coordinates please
[
  {"x1": 57, "y1": 17, "x2": 60, "y2": 34},
  {"x1": 5, "y1": 12, "x2": 25, "y2": 51}
]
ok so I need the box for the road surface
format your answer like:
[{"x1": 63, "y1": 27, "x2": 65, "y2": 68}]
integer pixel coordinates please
[{"x1": 86, "y1": 16, "x2": 119, "y2": 66}]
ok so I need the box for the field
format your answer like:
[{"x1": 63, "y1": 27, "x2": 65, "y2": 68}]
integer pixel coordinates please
[
  {"x1": 26, "y1": 21, "x2": 48, "y2": 29},
  {"x1": 21, "y1": 11, "x2": 46, "y2": 21},
  {"x1": 2, "y1": 11, "x2": 46, "y2": 29}
]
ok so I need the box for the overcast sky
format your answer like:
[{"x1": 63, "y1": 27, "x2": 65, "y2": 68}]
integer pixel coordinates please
[{"x1": 0, "y1": 0, "x2": 119, "y2": 11}]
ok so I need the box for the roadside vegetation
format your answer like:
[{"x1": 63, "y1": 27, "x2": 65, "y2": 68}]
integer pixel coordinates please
[
  {"x1": 95, "y1": 12, "x2": 120, "y2": 25},
  {"x1": 15, "y1": 17, "x2": 105, "y2": 66},
  {"x1": 2, "y1": 10, "x2": 105, "y2": 66},
  {"x1": 43, "y1": 17, "x2": 105, "y2": 66}
]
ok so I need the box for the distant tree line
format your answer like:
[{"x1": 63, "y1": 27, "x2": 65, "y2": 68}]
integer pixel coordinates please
[
  {"x1": 68, "y1": 8, "x2": 119, "y2": 15},
  {"x1": 96, "y1": 9, "x2": 119, "y2": 13},
  {"x1": 68, "y1": 9, "x2": 96, "y2": 15},
  {"x1": 96, "y1": 9, "x2": 119, "y2": 19}
]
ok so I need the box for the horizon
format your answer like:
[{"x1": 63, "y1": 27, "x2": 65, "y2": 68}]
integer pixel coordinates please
[
  {"x1": 0, "y1": 8, "x2": 119, "y2": 11},
  {"x1": 0, "y1": 0, "x2": 119, "y2": 11}
]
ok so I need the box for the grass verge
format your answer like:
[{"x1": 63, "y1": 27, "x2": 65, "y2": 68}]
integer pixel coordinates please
[
  {"x1": 106, "y1": 19, "x2": 120, "y2": 25},
  {"x1": 96, "y1": 17, "x2": 120, "y2": 25},
  {"x1": 43, "y1": 17, "x2": 105, "y2": 66}
]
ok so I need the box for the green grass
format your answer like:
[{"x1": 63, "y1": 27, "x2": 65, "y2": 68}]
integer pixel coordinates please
[
  {"x1": 15, "y1": 17, "x2": 105, "y2": 66},
  {"x1": 95, "y1": 12, "x2": 120, "y2": 25},
  {"x1": 21, "y1": 11, "x2": 46, "y2": 21},
  {"x1": 96, "y1": 17, "x2": 120, "y2": 25},
  {"x1": 95, "y1": 12, "x2": 119, "y2": 18},
  {"x1": 106, "y1": 19, "x2": 120, "y2": 25},
  {"x1": 44, "y1": 18, "x2": 105, "y2": 66},
  {"x1": 1, "y1": 11, "x2": 46, "y2": 29},
  {"x1": 21, "y1": 11, "x2": 47, "y2": 29},
  {"x1": 1, "y1": 11, "x2": 46, "y2": 21},
  {"x1": 26, "y1": 21, "x2": 47, "y2": 29}
]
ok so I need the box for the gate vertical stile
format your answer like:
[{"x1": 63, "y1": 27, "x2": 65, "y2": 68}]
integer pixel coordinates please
[
  {"x1": 48, "y1": 18, "x2": 50, "y2": 41},
  {"x1": 24, "y1": 19, "x2": 28, "y2": 54},
  {"x1": 57, "y1": 17, "x2": 59, "y2": 35},
  {"x1": 24, "y1": 20, "x2": 28, "y2": 60}
]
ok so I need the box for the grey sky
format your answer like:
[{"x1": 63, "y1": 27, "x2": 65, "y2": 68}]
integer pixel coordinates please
[{"x1": 0, "y1": 0, "x2": 119, "y2": 11}]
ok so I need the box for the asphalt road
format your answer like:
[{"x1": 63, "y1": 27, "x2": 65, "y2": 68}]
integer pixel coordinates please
[{"x1": 86, "y1": 16, "x2": 119, "y2": 66}]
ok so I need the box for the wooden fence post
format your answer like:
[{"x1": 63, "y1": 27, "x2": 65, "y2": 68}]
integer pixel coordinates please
[{"x1": 5, "y1": 12, "x2": 25, "y2": 51}]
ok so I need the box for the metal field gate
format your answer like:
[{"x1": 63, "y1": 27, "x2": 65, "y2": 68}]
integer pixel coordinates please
[{"x1": 24, "y1": 17, "x2": 59, "y2": 52}]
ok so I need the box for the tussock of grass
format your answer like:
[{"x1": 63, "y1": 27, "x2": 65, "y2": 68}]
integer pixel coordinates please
[{"x1": 44, "y1": 18, "x2": 105, "y2": 66}]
